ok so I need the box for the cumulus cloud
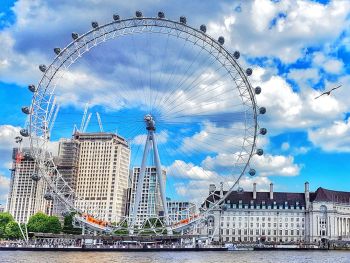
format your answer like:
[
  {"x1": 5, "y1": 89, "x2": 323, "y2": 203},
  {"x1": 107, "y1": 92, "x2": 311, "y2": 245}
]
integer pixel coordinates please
[
  {"x1": 167, "y1": 160, "x2": 217, "y2": 180},
  {"x1": 312, "y1": 52, "x2": 344, "y2": 74},
  {"x1": 252, "y1": 67, "x2": 345, "y2": 134},
  {"x1": 180, "y1": 121, "x2": 249, "y2": 155},
  {"x1": 0, "y1": 125, "x2": 24, "y2": 172},
  {"x1": 174, "y1": 173, "x2": 274, "y2": 205},
  {"x1": 0, "y1": 174, "x2": 10, "y2": 206},
  {"x1": 208, "y1": 0, "x2": 350, "y2": 63},
  {"x1": 308, "y1": 119, "x2": 350, "y2": 152},
  {"x1": 287, "y1": 68, "x2": 320, "y2": 88},
  {"x1": 202, "y1": 152, "x2": 301, "y2": 177},
  {"x1": 132, "y1": 130, "x2": 169, "y2": 146},
  {"x1": 251, "y1": 154, "x2": 301, "y2": 177}
]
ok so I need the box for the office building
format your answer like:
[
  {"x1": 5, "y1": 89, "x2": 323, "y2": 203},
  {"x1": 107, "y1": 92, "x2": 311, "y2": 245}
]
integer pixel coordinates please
[
  {"x1": 73, "y1": 132, "x2": 130, "y2": 222},
  {"x1": 6, "y1": 148, "x2": 50, "y2": 223}
]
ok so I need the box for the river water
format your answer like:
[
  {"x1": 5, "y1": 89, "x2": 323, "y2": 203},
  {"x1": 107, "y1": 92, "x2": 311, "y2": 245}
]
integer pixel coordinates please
[{"x1": 0, "y1": 251, "x2": 349, "y2": 263}]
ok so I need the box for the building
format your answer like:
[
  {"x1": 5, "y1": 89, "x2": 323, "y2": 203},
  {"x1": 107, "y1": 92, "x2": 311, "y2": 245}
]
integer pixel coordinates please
[
  {"x1": 73, "y1": 132, "x2": 130, "y2": 223},
  {"x1": 0, "y1": 205, "x2": 5, "y2": 213},
  {"x1": 167, "y1": 200, "x2": 196, "y2": 223},
  {"x1": 202, "y1": 182, "x2": 350, "y2": 243},
  {"x1": 129, "y1": 166, "x2": 166, "y2": 226},
  {"x1": 52, "y1": 139, "x2": 80, "y2": 218},
  {"x1": 6, "y1": 148, "x2": 50, "y2": 223},
  {"x1": 57, "y1": 139, "x2": 80, "y2": 192}
]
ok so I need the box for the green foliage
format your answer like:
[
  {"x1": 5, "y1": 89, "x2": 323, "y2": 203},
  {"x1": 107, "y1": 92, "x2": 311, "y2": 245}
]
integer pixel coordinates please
[
  {"x1": 0, "y1": 212, "x2": 14, "y2": 238},
  {"x1": 114, "y1": 229, "x2": 129, "y2": 236},
  {"x1": 113, "y1": 220, "x2": 129, "y2": 236},
  {"x1": 0, "y1": 212, "x2": 23, "y2": 239},
  {"x1": 0, "y1": 212, "x2": 14, "y2": 226},
  {"x1": 27, "y1": 212, "x2": 62, "y2": 234},
  {"x1": 4, "y1": 221, "x2": 22, "y2": 239},
  {"x1": 27, "y1": 212, "x2": 48, "y2": 233},
  {"x1": 62, "y1": 212, "x2": 81, "y2": 235},
  {"x1": 47, "y1": 216, "x2": 61, "y2": 234}
]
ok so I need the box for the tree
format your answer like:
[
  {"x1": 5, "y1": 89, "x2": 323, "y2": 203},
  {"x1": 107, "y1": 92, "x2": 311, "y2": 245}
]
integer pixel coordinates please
[
  {"x1": 27, "y1": 212, "x2": 48, "y2": 233},
  {"x1": 47, "y1": 216, "x2": 61, "y2": 234},
  {"x1": 4, "y1": 221, "x2": 22, "y2": 239},
  {"x1": 62, "y1": 212, "x2": 82, "y2": 235},
  {"x1": 27, "y1": 212, "x2": 62, "y2": 234},
  {"x1": 0, "y1": 212, "x2": 15, "y2": 238}
]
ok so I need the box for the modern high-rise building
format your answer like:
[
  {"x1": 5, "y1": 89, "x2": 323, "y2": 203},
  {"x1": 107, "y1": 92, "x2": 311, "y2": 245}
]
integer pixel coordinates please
[
  {"x1": 129, "y1": 166, "x2": 166, "y2": 226},
  {"x1": 167, "y1": 199, "x2": 196, "y2": 223},
  {"x1": 72, "y1": 132, "x2": 130, "y2": 223},
  {"x1": 202, "y1": 182, "x2": 350, "y2": 243},
  {"x1": 6, "y1": 148, "x2": 50, "y2": 223}
]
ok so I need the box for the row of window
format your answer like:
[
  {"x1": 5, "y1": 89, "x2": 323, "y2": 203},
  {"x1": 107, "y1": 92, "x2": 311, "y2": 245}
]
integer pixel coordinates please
[
  {"x1": 221, "y1": 222, "x2": 305, "y2": 228},
  {"x1": 220, "y1": 229, "x2": 305, "y2": 236}
]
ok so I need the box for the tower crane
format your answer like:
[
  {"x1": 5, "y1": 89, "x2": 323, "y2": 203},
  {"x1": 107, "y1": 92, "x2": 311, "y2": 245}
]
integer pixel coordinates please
[{"x1": 96, "y1": 112, "x2": 104, "y2": 132}]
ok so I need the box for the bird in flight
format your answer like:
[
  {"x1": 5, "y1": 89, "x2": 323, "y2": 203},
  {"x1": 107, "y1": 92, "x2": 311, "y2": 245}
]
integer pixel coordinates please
[{"x1": 314, "y1": 85, "x2": 342, "y2": 99}]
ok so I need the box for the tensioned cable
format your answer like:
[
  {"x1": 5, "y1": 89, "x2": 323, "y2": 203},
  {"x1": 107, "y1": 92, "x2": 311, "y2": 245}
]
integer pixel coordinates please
[
  {"x1": 152, "y1": 38, "x2": 189, "y2": 111},
  {"x1": 150, "y1": 33, "x2": 171, "y2": 114},
  {"x1": 159, "y1": 64, "x2": 229, "y2": 114}
]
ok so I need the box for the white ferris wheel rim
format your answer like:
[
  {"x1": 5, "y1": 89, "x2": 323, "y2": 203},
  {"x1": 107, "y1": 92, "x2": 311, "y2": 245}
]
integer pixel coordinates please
[{"x1": 26, "y1": 14, "x2": 261, "y2": 230}]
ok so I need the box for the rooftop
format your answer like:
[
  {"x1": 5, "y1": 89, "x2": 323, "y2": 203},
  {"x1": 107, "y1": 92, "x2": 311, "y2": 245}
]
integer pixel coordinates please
[{"x1": 203, "y1": 185, "x2": 350, "y2": 208}]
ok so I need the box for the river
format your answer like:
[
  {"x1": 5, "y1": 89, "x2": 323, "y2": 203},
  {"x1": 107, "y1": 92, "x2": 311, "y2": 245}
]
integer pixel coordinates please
[{"x1": 0, "y1": 251, "x2": 350, "y2": 263}]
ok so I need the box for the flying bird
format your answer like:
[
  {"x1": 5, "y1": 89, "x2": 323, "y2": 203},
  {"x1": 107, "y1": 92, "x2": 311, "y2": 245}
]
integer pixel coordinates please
[{"x1": 314, "y1": 85, "x2": 342, "y2": 99}]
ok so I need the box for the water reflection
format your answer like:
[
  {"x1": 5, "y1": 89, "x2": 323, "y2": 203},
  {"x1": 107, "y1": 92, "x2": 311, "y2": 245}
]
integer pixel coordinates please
[{"x1": 0, "y1": 251, "x2": 350, "y2": 263}]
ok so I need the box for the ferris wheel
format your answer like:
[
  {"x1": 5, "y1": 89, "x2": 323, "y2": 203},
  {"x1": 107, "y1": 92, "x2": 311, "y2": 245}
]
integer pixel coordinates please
[{"x1": 20, "y1": 11, "x2": 267, "y2": 235}]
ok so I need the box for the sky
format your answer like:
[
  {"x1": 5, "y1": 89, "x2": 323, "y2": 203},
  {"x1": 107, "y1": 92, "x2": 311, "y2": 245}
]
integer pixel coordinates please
[{"x1": 0, "y1": 0, "x2": 350, "y2": 207}]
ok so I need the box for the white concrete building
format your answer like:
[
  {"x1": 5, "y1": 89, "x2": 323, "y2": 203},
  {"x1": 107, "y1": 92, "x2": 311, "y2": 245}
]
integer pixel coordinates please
[
  {"x1": 73, "y1": 132, "x2": 130, "y2": 223},
  {"x1": 203, "y1": 182, "x2": 350, "y2": 243},
  {"x1": 129, "y1": 166, "x2": 166, "y2": 226},
  {"x1": 6, "y1": 148, "x2": 50, "y2": 223}
]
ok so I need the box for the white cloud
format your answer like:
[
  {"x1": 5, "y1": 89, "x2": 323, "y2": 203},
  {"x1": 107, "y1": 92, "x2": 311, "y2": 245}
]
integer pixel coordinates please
[
  {"x1": 323, "y1": 59, "x2": 344, "y2": 74},
  {"x1": 202, "y1": 151, "x2": 301, "y2": 177},
  {"x1": 0, "y1": 125, "x2": 22, "y2": 150},
  {"x1": 180, "y1": 121, "x2": 248, "y2": 155},
  {"x1": 208, "y1": 0, "x2": 350, "y2": 63},
  {"x1": 308, "y1": 119, "x2": 350, "y2": 152},
  {"x1": 167, "y1": 160, "x2": 217, "y2": 180},
  {"x1": 251, "y1": 154, "x2": 301, "y2": 177},
  {"x1": 287, "y1": 68, "x2": 320, "y2": 88},
  {"x1": 132, "y1": 130, "x2": 169, "y2": 146},
  {"x1": 312, "y1": 52, "x2": 344, "y2": 74},
  {"x1": 252, "y1": 67, "x2": 345, "y2": 134},
  {"x1": 0, "y1": 125, "x2": 25, "y2": 173},
  {"x1": 238, "y1": 176, "x2": 272, "y2": 192},
  {"x1": 0, "y1": 174, "x2": 10, "y2": 206},
  {"x1": 174, "y1": 173, "x2": 274, "y2": 205}
]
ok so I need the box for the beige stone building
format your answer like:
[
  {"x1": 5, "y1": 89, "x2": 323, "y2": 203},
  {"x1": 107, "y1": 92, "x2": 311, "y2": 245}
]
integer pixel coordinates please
[{"x1": 72, "y1": 133, "x2": 130, "y2": 223}]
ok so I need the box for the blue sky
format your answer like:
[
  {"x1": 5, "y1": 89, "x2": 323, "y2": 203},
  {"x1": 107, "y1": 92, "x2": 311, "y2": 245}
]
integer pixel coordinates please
[{"x1": 0, "y1": 0, "x2": 350, "y2": 206}]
